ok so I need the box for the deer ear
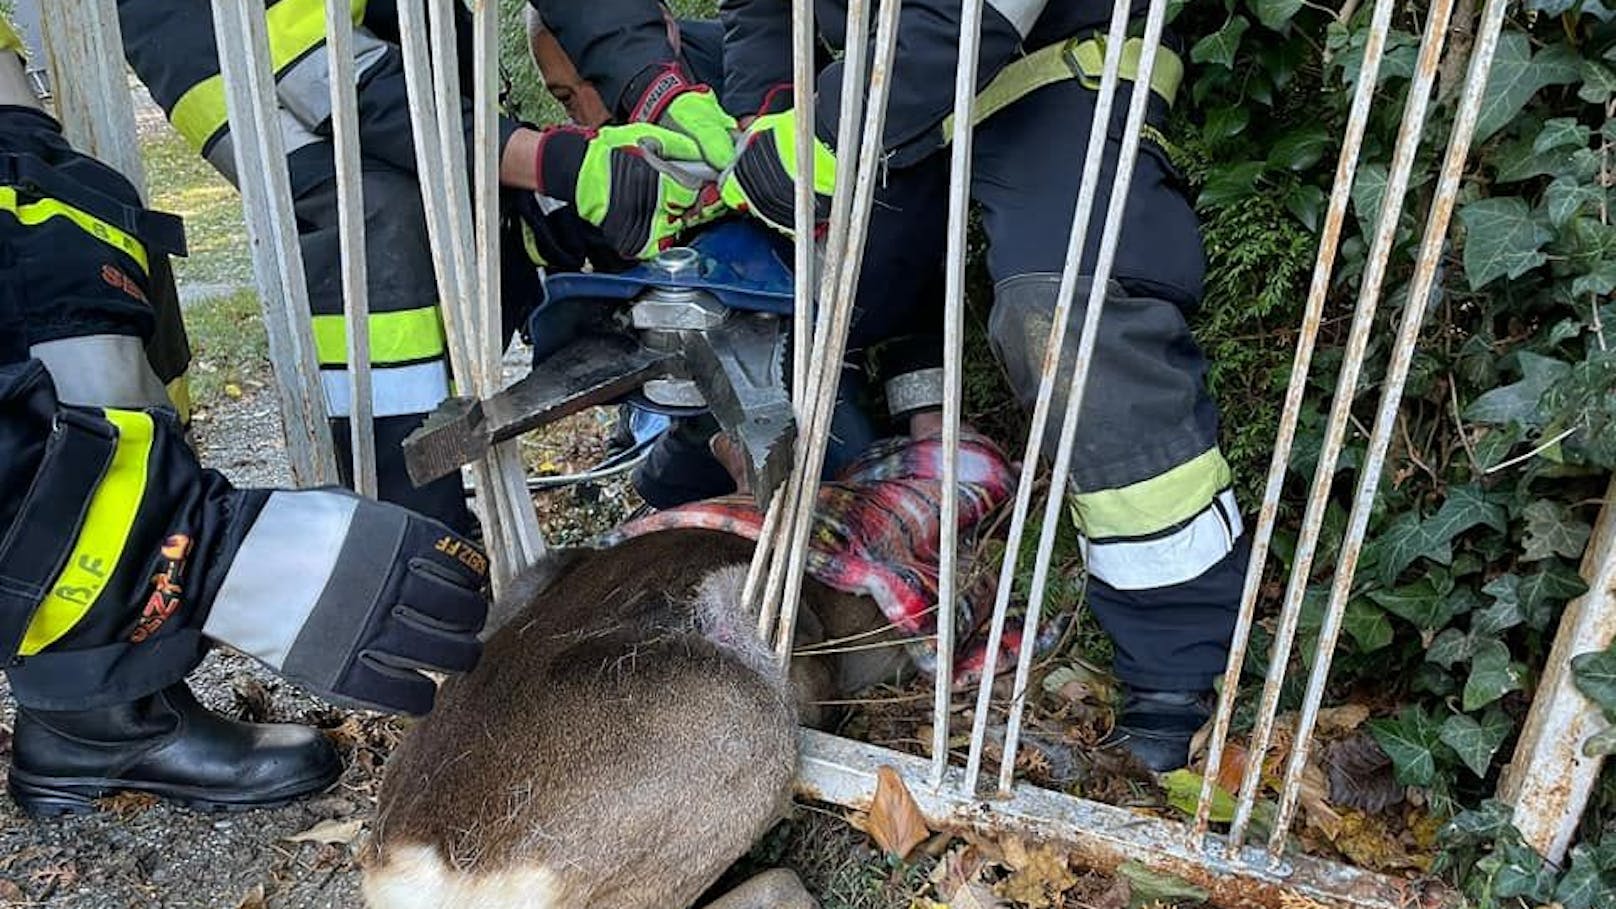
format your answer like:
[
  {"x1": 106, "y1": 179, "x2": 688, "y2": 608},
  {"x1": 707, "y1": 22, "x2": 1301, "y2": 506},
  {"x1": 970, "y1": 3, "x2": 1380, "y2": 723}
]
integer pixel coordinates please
[{"x1": 481, "y1": 547, "x2": 589, "y2": 641}]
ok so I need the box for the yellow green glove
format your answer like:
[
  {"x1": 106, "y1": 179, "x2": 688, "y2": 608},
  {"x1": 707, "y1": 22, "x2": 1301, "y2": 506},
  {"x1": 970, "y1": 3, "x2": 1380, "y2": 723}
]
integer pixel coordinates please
[
  {"x1": 625, "y1": 63, "x2": 738, "y2": 171},
  {"x1": 535, "y1": 123, "x2": 726, "y2": 261},
  {"x1": 719, "y1": 111, "x2": 836, "y2": 237}
]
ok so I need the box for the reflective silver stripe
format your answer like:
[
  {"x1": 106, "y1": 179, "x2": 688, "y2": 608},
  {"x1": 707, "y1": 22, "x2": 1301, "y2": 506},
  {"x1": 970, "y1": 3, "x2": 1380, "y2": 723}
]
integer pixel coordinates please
[
  {"x1": 1, "y1": 48, "x2": 40, "y2": 109},
  {"x1": 987, "y1": 0, "x2": 1048, "y2": 37},
  {"x1": 1081, "y1": 488, "x2": 1242, "y2": 591},
  {"x1": 203, "y1": 490, "x2": 357, "y2": 670},
  {"x1": 885, "y1": 368, "x2": 945, "y2": 416},
  {"x1": 276, "y1": 27, "x2": 390, "y2": 130},
  {"x1": 30, "y1": 335, "x2": 172, "y2": 409},
  {"x1": 320, "y1": 359, "x2": 451, "y2": 418},
  {"x1": 201, "y1": 105, "x2": 323, "y2": 185}
]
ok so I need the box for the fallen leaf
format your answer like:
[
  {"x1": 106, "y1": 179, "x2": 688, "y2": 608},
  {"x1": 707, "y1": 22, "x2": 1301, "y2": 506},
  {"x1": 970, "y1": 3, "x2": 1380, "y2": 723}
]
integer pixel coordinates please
[
  {"x1": 951, "y1": 880, "x2": 1006, "y2": 908},
  {"x1": 236, "y1": 883, "x2": 266, "y2": 909},
  {"x1": 1116, "y1": 861, "x2": 1209, "y2": 908},
  {"x1": 1324, "y1": 734, "x2": 1404, "y2": 814},
  {"x1": 929, "y1": 843, "x2": 987, "y2": 897},
  {"x1": 996, "y1": 840, "x2": 1077, "y2": 908},
  {"x1": 284, "y1": 817, "x2": 365, "y2": 846},
  {"x1": 0, "y1": 879, "x2": 23, "y2": 903},
  {"x1": 232, "y1": 675, "x2": 273, "y2": 723},
  {"x1": 95, "y1": 791, "x2": 159, "y2": 818},
  {"x1": 859, "y1": 766, "x2": 929, "y2": 860},
  {"x1": 1160, "y1": 769, "x2": 1236, "y2": 823},
  {"x1": 224, "y1": 383, "x2": 243, "y2": 399},
  {"x1": 1315, "y1": 704, "x2": 1371, "y2": 733},
  {"x1": 1211, "y1": 742, "x2": 1249, "y2": 794},
  {"x1": 1330, "y1": 810, "x2": 1427, "y2": 872},
  {"x1": 1298, "y1": 760, "x2": 1343, "y2": 841}
]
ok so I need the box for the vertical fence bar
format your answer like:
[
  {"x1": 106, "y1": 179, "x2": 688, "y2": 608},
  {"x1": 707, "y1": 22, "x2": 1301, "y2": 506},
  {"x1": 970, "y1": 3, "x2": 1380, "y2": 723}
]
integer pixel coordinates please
[
  {"x1": 1500, "y1": 471, "x2": 1616, "y2": 863},
  {"x1": 324, "y1": 0, "x2": 377, "y2": 498},
  {"x1": 38, "y1": 0, "x2": 146, "y2": 192},
  {"x1": 1192, "y1": 0, "x2": 1398, "y2": 842},
  {"x1": 1267, "y1": 0, "x2": 1505, "y2": 853},
  {"x1": 961, "y1": 0, "x2": 1135, "y2": 796},
  {"x1": 932, "y1": 0, "x2": 989, "y2": 788},
  {"x1": 771, "y1": 0, "x2": 905, "y2": 662},
  {"x1": 209, "y1": 0, "x2": 339, "y2": 488},
  {"x1": 994, "y1": 0, "x2": 1172, "y2": 796},
  {"x1": 1225, "y1": 0, "x2": 1457, "y2": 850}
]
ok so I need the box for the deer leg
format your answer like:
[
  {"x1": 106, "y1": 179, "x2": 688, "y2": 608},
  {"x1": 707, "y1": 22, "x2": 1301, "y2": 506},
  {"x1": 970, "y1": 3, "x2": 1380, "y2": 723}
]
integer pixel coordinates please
[{"x1": 701, "y1": 869, "x2": 818, "y2": 909}]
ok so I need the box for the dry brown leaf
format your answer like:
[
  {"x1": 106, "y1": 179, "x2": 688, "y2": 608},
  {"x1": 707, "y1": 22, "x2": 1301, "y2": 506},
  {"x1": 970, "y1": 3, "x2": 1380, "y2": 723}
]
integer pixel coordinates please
[
  {"x1": 1211, "y1": 742, "x2": 1249, "y2": 795},
  {"x1": 284, "y1": 817, "x2": 366, "y2": 846},
  {"x1": 996, "y1": 841, "x2": 1077, "y2": 909},
  {"x1": 861, "y1": 766, "x2": 929, "y2": 860},
  {"x1": 1324, "y1": 734, "x2": 1403, "y2": 814},
  {"x1": 0, "y1": 879, "x2": 24, "y2": 905},
  {"x1": 1298, "y1": 760, "x2": 1343, "y2": 841},
  {"x1": 952, "y1": 880, "x2": 1007, "y2": 908},
  {"x1": 236, "y1": 884, "x2": 266, "y2": 909},
  {"x1": 1315, "y1": 704, "x2": 1371, "y2": 733},
  {"x1": 95, "y1": 790, "x2": 159, "y2": 818}
]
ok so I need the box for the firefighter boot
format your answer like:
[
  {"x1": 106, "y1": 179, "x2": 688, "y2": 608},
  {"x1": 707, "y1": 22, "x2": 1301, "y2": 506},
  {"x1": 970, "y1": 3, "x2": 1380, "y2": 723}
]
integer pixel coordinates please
[
  {"x1": 7, "y1": 682, "x2": 341, "y2": 817},
  {"x1": 1102, "y1": 688, "x2": 1214, "y2": 774}
]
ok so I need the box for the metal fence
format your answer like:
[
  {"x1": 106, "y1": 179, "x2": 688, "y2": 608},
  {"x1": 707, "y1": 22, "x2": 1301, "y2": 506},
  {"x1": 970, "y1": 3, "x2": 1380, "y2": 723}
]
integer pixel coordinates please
[{"x1": 40, "y1": 0, "x2": 1616, "y2": 905}]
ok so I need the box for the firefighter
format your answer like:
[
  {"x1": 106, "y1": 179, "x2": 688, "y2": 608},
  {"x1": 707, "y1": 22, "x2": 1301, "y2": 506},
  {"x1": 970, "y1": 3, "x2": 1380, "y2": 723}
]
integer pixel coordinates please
[
  {"x1": 0, "y1": 22, "x2": 494, "y2": 816},
  {"x1": 114, "y1": 0, "x2": 723, "y2": 534},
  {"x1": 536, "y1": 0, "x2": 1250, "y2": 770}
]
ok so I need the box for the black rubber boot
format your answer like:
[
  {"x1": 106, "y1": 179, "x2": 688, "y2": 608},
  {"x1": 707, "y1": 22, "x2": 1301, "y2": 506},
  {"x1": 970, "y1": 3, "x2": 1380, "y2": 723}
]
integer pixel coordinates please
[
  {"x1": 1103, "y1": 688, "x2": 1214, "y2": 773},
  {"x1": 7, "y1": 682, "x2": 341, "y2": 817}
]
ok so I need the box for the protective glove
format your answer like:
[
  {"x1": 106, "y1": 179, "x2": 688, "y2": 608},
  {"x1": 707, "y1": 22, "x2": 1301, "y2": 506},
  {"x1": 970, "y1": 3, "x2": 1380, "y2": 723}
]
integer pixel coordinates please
[
  {"x1": 719, "y1": 110, "x2": 836, "y2": 237},
  {"x1": 535, "y1": 122, "x2": 726, "y2": 260},
  {"x1": 0, "y1": 359, "x2": 489, "y2": 715},
  {"x1": 624, "y1": 62, "x2": 738, "y2": 171}
]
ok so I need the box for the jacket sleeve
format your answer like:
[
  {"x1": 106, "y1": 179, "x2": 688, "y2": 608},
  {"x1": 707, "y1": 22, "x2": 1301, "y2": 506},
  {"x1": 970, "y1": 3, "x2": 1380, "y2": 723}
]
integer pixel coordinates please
[
  {"x1": 717, "y1": 0, "x2": 794, "y2": 117},
  {"x1": 816, "y1": 0, "x2": 1045, "y2": 169},
  {"x1": 527, "y1": 0, "x2": 679, "y2": 115}
]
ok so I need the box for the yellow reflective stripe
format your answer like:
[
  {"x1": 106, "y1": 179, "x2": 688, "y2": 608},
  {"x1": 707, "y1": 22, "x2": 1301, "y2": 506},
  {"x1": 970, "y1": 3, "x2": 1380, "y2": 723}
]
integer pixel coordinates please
[
  {"x1": 21, "y1": 410, "x2": 155, "y2": 656},
  {"x1": 1068, "y1": 447, "x2": 1233, "y2": 539},
  {"x1": 165, "y1": 0, "x2": 367, "y2": 152},
  {"x1": 167, "y1": 376, "x2": 193, "y2": 425},
  {"x1": 170, "y1": 75, "x2": 229, "y2": 153},
  {"x1": 0, "y1": 186, "x2": 150, "y2": 274},
  {"x1": 311, "y1": 308, "x2": 448, "y2": 366},
  {"x1": 1068, "y1": 36, "x2": 1184, "y2": 107}
]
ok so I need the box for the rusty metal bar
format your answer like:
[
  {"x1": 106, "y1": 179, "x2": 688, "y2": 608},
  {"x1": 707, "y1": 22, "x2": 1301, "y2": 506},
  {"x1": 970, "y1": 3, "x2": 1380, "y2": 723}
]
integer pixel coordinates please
[
  {"x1": 772, "y1": 0, "x2": 905, "y2": 663},
  {"x1": 996, "y1": 0, "x2": 1172, "y2": 796},
  {"x1": 1226, "y1": 0, "x2": 1458, "y2": 850},
  {"x1": 1268, "y1": 0, "x2": 1505, "y2": 854},
  {"x1": 324, "y1": 0, "x2": 377, "y2": 498},
  {"x1": 962, "y1": 0, "x2": 1136, "y2": 797},
  {"x1": 1192, "y1": 0, "x2": 1398, "y2": 842},
  {"x1": 209, "y1": 0, "x2": 339, "y2": 488}
]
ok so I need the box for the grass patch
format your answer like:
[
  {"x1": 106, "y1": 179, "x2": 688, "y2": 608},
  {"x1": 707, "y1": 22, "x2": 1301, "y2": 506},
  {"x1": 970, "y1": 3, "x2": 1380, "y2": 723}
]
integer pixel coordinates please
[
  {"x1": 142, "y1": 126, "x2": 251, "y2": 294},
  {"x1": 183, "y1": 288, "x2": 269, "y2": 414}
]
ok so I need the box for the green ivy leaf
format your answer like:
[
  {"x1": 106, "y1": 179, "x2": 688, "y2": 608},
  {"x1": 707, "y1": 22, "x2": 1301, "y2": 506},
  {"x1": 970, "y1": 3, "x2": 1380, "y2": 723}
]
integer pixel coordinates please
[
  {"x1": 1554, "y1": 843, "x2": 1614, "y2": 909},
  {"x1": 1465, "y1": 352, "x2": 1572, "y2": 426},
  {"x1": 1439, "y1": 708, "x2": 1512, "y2": 777},
  {"x1": 1522, "y1": 499, "x2": 1594, "y2": 561},
  {"x1": 1202, "y1": 105, "x2": 1250, "y2": 143},
  {"x1": 1493, "y1": 836, "x2": 1557, "y2": 901},
  {"x1": 1369, "y1": 511, "x2": 1451, "y2": 586},
  {"x1": 1251, "y1": 0, "x2": 1303, "y2": 30},
  {"x1": 1474, "y1": 574, "x2": 1526, "y2": 635},
  {"x1": 1476, "y1": 32, "x2": 1582, "y2": 142},
  {"x1": 1344, "y1": 597, "x2": 1394, "y2": 651},
  {"x1": 1440, "y1": 800, "x2": 1514, "y2": 845},
  {"x1": 1268, "y1": 123, "x2": 1332, "y2": 172},
  {"x1": 1198, "y1": 160, "x2": 1267, "y2": 209},
  {"x1": 1571, "y1": 646, "x2": 1616, "y2": 716},
  {"x1": 1494, "y1": 134, "x2": 1590, "y2": 183},
  {"x1": 1459, "y1": 197, "x2": 1554, "y2": 289},
  {"x1": 1351, "y1": 162, "x2": 1388, "y2": 242},
  {"x1": 1584, "y1": 726, "x2": 1616, "y2": 758},
  {"x1": 1464, "y1": 638, "x2": 1525, "y2": 711},
  {"x1": 1191, "y1": 15, "x2": 1250, "y2": 70},
  {"x1": 1572, "y1": 259, "x2": 1616, "y2": 298},
  {"x1": 1534, "y1": 117, "x2": 1591, "y2": 154},
  {"x1": 1369, "y1": 706, "x2": 1445, "y2": 787},
  {"x1": 1519, "y1": 562, "x2": 1587, "y2": 628},
  {"x1": 1370, "y1": 578, "x2": 1463, "y2": 631},
  {"x1": 1580, "y1": 59, "x2": 1616, "y2": 104},
  {"x1": 1426, "y1": 628, "x2": 1475, "y2": 669},
  {"x1": 1283, "y1": 184, "x2": 1326, "y2": 231},
  {"x1": 1546, "y1": 177, "x2": 1604, "y2": 227}
]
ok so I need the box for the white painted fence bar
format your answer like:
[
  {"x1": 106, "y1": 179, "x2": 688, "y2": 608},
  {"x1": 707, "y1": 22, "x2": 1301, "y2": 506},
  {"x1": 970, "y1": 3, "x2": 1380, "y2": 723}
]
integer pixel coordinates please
[
  {"x1": 1192, "y1": 0, "x2": 1399, "y2": 845},
  {"x1": 932, "y1": 0, "x2": 989, "y2": 789},
  {"x1": 995, "y1": 0, "x2": 1174, "y2": 798},
  {"x1": 790, "y1": 0, "x2": 817, "y2": 406},
  {"x1": 1225, "y1": 0, "x2": 1458, "y2": 850},
  {"x1": 766, "y1": 0, "x2": 903, "y2": 663},
  {"x1": 1500, "y1": 473, "x2": 1616, "y2": 862},
  {"x1": 962, "y1": 0, "x2": 1137, "y2": 797},
  {"x1": 209, "y1": 0, "x2": 339, "y2": 488},
  {"x1": 1268, "y1": 0, "x2": 1504, "y2": 853},
  {"x1": 323, "y1": 0, "x2": 377, "y2": 498}
]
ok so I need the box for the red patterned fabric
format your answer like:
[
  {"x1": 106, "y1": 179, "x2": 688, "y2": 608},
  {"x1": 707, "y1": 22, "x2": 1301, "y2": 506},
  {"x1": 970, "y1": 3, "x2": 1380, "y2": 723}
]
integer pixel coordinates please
[{"x1": 598, "y1": 430, "x2": 1066, "y2": 685}]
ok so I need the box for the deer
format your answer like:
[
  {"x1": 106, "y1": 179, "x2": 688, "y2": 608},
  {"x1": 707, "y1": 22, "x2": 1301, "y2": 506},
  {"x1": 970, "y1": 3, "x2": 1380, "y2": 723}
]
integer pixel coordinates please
[{"x1": 361, "y1": 527, "x2": 906, "y2": 909}]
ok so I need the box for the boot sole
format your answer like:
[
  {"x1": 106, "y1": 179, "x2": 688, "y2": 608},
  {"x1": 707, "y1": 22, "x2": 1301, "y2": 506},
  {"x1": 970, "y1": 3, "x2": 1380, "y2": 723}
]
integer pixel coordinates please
[{"x1": 6, "y1": 764, "x2": 341, "y2": 818}]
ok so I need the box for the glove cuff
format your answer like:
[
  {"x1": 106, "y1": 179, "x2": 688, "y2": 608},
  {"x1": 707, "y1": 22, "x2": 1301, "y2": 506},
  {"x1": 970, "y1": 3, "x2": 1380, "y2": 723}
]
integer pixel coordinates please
[
  {"x1": 534, "y1": 125, "x2": 592, "y2": 205},
  {"x1": 756, "y1": 83, "x2": 795, "y2": 118},
  {"x1": 623, "y1": 61, "x2": 700, "y2": 124}
]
